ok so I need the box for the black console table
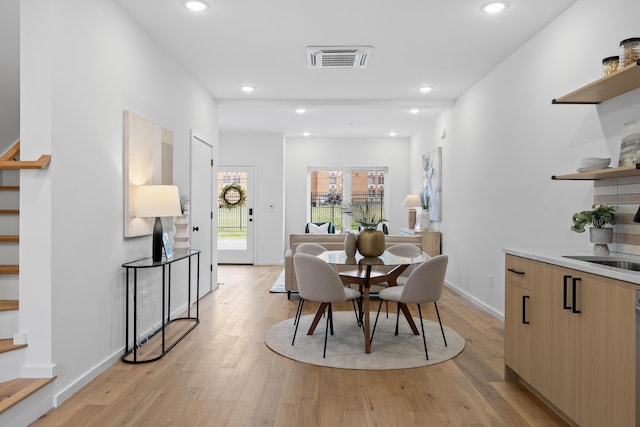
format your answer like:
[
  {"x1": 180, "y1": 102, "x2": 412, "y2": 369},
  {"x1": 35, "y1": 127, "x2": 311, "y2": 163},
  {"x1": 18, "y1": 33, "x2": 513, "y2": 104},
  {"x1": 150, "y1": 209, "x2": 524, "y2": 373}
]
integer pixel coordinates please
[{"x1": 121, "y1": 249, "x2": 200, "y2": 363}]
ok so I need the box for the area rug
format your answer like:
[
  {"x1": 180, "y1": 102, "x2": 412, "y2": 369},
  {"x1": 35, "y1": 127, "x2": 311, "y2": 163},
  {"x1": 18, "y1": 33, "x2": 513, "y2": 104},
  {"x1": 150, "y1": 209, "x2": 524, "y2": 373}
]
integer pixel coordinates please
[
  {"x1": 269, "y1": 270, "x2": 286, "y2": 293},
  {"x1": 264, "y1": 311, "x2": 465, "y2": 370}
]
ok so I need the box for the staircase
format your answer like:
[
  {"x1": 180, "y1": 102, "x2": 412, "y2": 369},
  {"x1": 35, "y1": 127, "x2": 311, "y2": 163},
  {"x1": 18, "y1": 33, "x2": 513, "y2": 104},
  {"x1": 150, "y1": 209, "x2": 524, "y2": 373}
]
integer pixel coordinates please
[{"x1": 0, "y1": 142, "x2": 54, "y2": 414}]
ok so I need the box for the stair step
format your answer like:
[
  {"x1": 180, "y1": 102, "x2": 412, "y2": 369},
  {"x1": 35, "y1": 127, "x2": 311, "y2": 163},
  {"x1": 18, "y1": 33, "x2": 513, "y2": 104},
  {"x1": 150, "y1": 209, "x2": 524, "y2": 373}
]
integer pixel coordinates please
[
  {"x1": 0, "y1": 300, "x2": 18, "y2": 311},
  {"x1": 0, "y1": 236, "x2": 18, "y2": 243},
  {"x1": 0, "y1": 266, "x2": 18, "y2": 275},
  {"x1": 0, "y1": 377, "x2": 55, "y2": 414},
  {"x1": 0, "y1": 339, "x2": 26, "y2": 354},
  {"x1": 0, "y1": 210, "x2": 18, "y2": 215}
]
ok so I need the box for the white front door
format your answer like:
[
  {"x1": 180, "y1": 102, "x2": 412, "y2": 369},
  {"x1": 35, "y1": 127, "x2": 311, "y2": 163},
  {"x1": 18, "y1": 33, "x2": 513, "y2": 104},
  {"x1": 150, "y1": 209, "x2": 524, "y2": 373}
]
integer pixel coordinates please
[
  {"x1": 190, "y1": 134, "x2": 215, "y2": 298},
  {"x1": 217, "y1": 166, "x2": 254, "y2": 264}
]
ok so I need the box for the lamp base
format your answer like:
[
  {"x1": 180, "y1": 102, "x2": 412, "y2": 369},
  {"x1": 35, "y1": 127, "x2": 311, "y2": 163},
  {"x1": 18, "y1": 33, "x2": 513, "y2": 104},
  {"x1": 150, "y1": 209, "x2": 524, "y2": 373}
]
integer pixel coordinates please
[
  {"x1": 152, "y1": 217, "x2": 163, "y2": 262},
  {"x1": 408, "y1": 208, "x2": 416, "y2": 229}
]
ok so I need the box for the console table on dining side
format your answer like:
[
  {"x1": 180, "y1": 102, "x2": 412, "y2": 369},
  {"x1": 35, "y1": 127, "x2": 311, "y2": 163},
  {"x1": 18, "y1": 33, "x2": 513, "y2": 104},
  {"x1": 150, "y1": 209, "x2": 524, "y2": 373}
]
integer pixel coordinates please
[
  {"x1": 121, "y1": 249, "x2": 200, "y2": 364},
  {"x1": 399, "y1": 229, "x2": 441, "y2": 257}
]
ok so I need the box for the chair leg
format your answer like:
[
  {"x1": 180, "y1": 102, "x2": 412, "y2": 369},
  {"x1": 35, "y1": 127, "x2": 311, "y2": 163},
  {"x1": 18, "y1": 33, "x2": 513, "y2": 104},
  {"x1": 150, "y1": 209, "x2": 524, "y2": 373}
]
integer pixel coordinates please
[
  {"x1": 395, "y1": 303, "x2": 400, "y2": 336},
  {"x1": 323, "y1": 304, "x2": 330, "y2": 358},
  {"x1": 434, "y1": 301, "x2": 447, "y2": 347},
  {"x1": 417, "y1": 304, "x2": 429, "y2": 360},
  {"x1": 386, "y1": 300, "x2": 389, "y2": 319},
  {"x1": 328, "y1": 303, "x2": 334, "y2": 336},
  {"x1": 294, "y1": 297, "x2": 304, "y2": 325},
  {"x1": 371, "y1": 299, "x2": 384, "y2": 343},
  {"x1": 287, "y1": 290, "x2": 291, "y2": 300},
  {"x1": 351, "y1": 299, "x2": 359, "y2": 325},
  {"x1": 292, "y1": 299, "x2": 305, "y2": 346}
]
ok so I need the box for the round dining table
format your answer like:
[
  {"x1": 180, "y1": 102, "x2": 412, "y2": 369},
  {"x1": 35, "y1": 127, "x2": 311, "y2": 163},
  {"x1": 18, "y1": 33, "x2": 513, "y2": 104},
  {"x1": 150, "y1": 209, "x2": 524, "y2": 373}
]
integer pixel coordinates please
[{"x1": 314, "y1": 249, "x2": 430, "y2": 354}]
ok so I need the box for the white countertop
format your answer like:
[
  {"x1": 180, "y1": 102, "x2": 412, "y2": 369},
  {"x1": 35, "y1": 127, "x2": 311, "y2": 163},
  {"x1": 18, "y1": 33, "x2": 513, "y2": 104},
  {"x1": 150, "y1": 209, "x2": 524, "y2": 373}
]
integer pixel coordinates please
[{"x1": 504, "y1": 248, "x2": 640, "y2": 286}]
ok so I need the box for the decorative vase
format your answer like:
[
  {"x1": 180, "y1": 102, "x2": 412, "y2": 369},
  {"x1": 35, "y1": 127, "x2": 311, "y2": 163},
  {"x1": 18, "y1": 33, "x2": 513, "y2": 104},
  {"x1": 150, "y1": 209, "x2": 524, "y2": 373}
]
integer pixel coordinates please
[
  {"x1": 357, "y1": 229, "x2": 385, "y2": 257},
  {"x1": 174, "y1": 214, "x2": 190, "y2": 253},
  {"x1": 589, "y1": 227, "x2": 613, "y2": 253},
  {"x1": 344, "y1": 232, "x2": 357, "y2": 257},
  {"x1": 416, "y1": 210, "x2": 430, "y2": 231}
]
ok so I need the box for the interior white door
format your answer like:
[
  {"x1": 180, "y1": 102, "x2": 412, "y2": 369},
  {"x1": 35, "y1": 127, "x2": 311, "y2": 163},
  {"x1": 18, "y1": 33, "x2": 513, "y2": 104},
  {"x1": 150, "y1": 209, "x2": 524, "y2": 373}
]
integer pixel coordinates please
[
  {"x1": 217, "y1": 166, "x2": 254, "y2": 264},
  {"x1": 190, "y1": 134, "x2": 215, "y2": 298}
]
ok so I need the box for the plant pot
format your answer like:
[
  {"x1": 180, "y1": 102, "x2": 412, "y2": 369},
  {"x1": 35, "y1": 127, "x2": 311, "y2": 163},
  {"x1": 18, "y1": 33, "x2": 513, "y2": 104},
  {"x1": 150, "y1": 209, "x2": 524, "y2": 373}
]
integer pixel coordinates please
[
  {"x1": 357, "y1": 229, "x2": 385, "y2": 257},
  {"x1": 174, "y1": 214, "x2": 190, "y2": 253},
  {"x1": 589, "y1": 227, "x2": 613, "y2": 253}
]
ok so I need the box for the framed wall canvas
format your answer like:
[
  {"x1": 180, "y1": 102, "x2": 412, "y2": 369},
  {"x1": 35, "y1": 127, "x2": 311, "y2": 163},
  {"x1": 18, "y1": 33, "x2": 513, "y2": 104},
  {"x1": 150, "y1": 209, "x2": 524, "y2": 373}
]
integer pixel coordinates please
[
  {"x1": 123, "y1": 110, "x2": 174, "y2": 237},
  {"x1": 422, "y1": 147, "x2": 442, "y2": 222},
  {"x1": 618, "y1": 118, "x2": 640, "y2": 167}
]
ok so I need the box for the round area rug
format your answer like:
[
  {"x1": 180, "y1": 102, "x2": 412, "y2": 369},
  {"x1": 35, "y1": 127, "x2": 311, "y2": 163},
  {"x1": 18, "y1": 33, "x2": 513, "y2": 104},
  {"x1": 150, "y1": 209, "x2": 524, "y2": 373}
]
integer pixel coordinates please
[{"x1": 265, "y1": 311, "x2": 465, "y2": 370}]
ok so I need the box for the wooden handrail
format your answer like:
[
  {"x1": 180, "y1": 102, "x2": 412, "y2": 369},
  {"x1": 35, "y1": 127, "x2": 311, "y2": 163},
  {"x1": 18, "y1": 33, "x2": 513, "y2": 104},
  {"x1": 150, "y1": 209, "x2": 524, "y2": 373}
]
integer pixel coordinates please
[{"x1": 0, "y1": 142, "x2": 51, "y2": 170}]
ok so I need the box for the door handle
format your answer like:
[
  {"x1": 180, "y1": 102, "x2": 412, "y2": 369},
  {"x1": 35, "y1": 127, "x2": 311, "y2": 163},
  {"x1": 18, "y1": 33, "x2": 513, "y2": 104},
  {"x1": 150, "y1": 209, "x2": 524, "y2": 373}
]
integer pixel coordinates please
[
  {"x1": 249, "y1": 208, "x2": 253, "y2": 215},
  {"x1": 193, "y1": 226, "x2": 199, "y2": 232},
  {"x1": 563, "y1": 275, "x2": 571, "y2": 310}
]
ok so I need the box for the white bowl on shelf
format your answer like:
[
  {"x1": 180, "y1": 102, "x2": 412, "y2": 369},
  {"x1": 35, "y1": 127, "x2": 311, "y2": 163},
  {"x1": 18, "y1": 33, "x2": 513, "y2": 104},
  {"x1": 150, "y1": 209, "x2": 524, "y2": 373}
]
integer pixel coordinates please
[{"x1": 578, "y1": 157, "x2": 611, "y2": 171}]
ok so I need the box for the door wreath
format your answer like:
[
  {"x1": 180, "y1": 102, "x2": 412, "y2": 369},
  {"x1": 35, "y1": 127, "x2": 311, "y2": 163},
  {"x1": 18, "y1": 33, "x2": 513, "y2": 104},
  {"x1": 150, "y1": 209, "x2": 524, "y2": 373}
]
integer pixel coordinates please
[{"x1": 219, "y1": 183, "x2": 247, "y2": 208}]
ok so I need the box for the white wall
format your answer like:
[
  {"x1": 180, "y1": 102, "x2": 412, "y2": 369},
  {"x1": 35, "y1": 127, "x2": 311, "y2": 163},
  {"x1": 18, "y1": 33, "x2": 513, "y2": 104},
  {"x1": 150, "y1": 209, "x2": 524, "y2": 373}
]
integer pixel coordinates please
[
  {"x1": 410, "y1": 0, "x2": 640, "y2": 316},
  {"x1": 0, "y1": 0, "x2": 20, "y2": 150},
  {"x1": 218, "y1": 131, "x2": 285, "y2": 264},
  {"x1": 285, "y1": 137, "x2": 411, "y2": 243},
  {"x1": 14, "y1": 0, "x2": 218, "y2": 424}
]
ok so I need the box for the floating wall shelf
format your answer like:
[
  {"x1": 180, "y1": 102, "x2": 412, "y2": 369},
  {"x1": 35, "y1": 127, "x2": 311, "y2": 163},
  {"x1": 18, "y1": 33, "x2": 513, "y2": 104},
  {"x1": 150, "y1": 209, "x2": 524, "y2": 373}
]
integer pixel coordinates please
[
  {"x1": 552, "y1": 59, "x2": 640, "y2": 104},
  {"x1": 552, "y1": 164, "x2": 640, "y2": 180}
]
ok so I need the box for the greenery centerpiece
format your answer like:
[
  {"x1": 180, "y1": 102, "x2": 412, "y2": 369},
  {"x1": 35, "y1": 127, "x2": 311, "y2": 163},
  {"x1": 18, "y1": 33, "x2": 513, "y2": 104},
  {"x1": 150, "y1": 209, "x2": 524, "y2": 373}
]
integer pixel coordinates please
[
  {"x1": 342, "y1": 200, "x2": 387, "y2": 257},
  {"x1": 571, "y1": 204, "x2": 617, "y2": 253},
  {"x1": 418, "y1": 192, "x2": 431, "y2": 231}
]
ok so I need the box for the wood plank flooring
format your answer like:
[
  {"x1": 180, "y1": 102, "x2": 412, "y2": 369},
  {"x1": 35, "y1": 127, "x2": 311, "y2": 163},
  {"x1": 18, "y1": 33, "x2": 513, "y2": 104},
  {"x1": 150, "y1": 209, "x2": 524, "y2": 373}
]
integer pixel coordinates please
[{"x1": 31, "y1": 265, "x2": 566, "y2": 426}]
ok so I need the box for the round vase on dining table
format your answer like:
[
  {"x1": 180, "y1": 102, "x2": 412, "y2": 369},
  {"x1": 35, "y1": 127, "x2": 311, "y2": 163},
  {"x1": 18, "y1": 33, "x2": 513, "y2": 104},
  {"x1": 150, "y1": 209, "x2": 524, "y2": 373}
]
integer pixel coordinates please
[{"x1": 357, "y1": 229, "x2": 385, "y2": 257}]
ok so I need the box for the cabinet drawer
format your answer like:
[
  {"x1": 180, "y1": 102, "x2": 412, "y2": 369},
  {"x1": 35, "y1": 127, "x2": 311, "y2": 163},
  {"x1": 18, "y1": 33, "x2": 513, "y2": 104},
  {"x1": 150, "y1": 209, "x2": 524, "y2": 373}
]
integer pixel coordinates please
[{"x1": 505, "y1": 255, "x2": 534, "y2": 291}]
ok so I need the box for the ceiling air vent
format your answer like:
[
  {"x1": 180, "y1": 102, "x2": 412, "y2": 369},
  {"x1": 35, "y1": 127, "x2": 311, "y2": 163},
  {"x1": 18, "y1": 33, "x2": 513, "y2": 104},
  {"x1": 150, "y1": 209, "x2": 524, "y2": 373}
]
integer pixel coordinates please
[{"x1": 306, "y1": 46, "x2": 373, "y2": 69}]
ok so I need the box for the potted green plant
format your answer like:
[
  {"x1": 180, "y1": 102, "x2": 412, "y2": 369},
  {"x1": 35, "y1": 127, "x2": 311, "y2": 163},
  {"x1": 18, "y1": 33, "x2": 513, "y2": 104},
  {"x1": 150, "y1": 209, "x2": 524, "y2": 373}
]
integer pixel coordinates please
[
  {"x1": 342, "y1": 200, "x2": 387, "y2": 257},
  {"x1": 418, "y1": 192, "x2": 431, "y2": 231},
  {"x1": 571, "y1": 204, "x2": 617, "y2": 253}
]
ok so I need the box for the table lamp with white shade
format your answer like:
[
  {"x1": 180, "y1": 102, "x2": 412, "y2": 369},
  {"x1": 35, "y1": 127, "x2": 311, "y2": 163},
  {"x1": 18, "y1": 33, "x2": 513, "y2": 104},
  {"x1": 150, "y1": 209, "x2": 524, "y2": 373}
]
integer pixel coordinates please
[
  {"x1": 135, "y1": 185, "x2": 182, "y2": 262},
  {"x1": 401, "y1": 194, "x2": 421, "y2": 229}
]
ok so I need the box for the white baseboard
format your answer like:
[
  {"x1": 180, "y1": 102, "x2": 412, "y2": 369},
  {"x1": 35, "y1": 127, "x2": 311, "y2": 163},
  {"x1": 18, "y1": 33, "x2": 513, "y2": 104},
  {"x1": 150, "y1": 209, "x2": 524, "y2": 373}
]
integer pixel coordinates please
[
  {"x1": 444, "y1": 280, "x2": 504, "y2": 321},
  {"x1": 54, "y1": 301, "x2": 191, "y2": 407}
]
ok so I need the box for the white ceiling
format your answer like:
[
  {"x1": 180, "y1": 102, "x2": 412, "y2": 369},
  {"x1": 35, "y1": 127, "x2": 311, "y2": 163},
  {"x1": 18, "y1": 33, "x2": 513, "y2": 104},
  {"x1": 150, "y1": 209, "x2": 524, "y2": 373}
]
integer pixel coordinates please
[{"x1": 116, "y1": 0, "x2": 578, "y2": 138}]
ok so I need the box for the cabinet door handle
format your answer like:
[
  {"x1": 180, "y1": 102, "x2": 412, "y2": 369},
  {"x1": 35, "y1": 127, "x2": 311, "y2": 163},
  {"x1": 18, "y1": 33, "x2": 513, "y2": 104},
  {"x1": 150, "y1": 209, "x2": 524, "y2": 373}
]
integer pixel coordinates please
[
  {"x1": 562, "y1": 275, "x2": 572, "y2": 310},
  {"x1": 572, "y1": 277, "x2": 582, "y2": 314},
  {"x1": 507, "y1": 268, "x2": 525, "y2": 275},
  {"x1": 522, "y1": 295, "x2": 530, "y2": 324}
]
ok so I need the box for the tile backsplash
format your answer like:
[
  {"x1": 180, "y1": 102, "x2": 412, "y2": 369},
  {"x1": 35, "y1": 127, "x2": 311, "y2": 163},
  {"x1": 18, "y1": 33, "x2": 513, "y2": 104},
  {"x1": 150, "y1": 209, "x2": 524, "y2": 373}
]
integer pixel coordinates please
[{"x1": 594, "y1": 175, "x2": 640, "y2": 255}]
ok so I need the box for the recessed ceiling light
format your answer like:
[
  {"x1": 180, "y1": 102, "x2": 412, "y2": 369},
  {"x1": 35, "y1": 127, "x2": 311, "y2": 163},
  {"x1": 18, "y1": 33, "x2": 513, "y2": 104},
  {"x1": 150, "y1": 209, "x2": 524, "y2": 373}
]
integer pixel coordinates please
[
  {"x1": 389, "y1": 131, "x2": 397, "y2": 137},
  {"x1": 296, "y1": 108, "x2": 306, "y2": 114},
  {"x1": 419, "y1": 86, "x2": 432, "y2": 94},
  {"x1": 241, "y1": 86, "x2": 254, "y2": 93},
  {"x1": 410, "y1": 108, "x2": 420, "y2": 115},
  {"x1": 183, "y1": 0, "x2": 209, "y2": 12},
  {"x1": 481, "y1": 2, "x2": 508, "y2": 14},
  {"x1": 303, "y1": 132, "x2": 310, "y2": 136}
]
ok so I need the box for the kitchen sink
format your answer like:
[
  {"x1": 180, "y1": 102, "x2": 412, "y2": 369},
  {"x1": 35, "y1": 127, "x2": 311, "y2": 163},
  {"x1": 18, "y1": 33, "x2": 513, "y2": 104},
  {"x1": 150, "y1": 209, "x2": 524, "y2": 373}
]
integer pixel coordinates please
[{"x1": 563, "y1": 255, "x2": 640, "y2": 272}]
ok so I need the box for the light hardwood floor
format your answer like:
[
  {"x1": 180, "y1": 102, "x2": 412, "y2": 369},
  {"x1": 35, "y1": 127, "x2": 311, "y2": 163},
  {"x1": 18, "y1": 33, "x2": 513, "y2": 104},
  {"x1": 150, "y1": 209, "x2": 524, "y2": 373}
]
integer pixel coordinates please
[{"x1": 32, "y1": 265, "x2": 566, "y2": 426}]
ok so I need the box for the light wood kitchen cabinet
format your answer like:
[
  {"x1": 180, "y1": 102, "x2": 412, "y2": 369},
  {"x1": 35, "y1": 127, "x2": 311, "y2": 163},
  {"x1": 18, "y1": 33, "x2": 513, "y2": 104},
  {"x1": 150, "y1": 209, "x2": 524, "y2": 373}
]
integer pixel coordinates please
[
  {"x1": 504, "y1": 255, "x2": 535, "y2": 383},
  {"x1": 504, "y1": 255, "x2": 636, "y2": 427}
]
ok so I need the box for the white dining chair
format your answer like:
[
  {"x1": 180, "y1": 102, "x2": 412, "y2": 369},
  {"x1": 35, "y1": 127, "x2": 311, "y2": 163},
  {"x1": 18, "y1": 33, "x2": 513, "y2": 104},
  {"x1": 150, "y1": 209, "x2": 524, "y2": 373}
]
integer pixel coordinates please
[
  {"x1": 371, "y1": 255, "x2": 449, "y2": 359},
  {"x1": 292, "y1": 253, "x2": 361, "y2": 358}
]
